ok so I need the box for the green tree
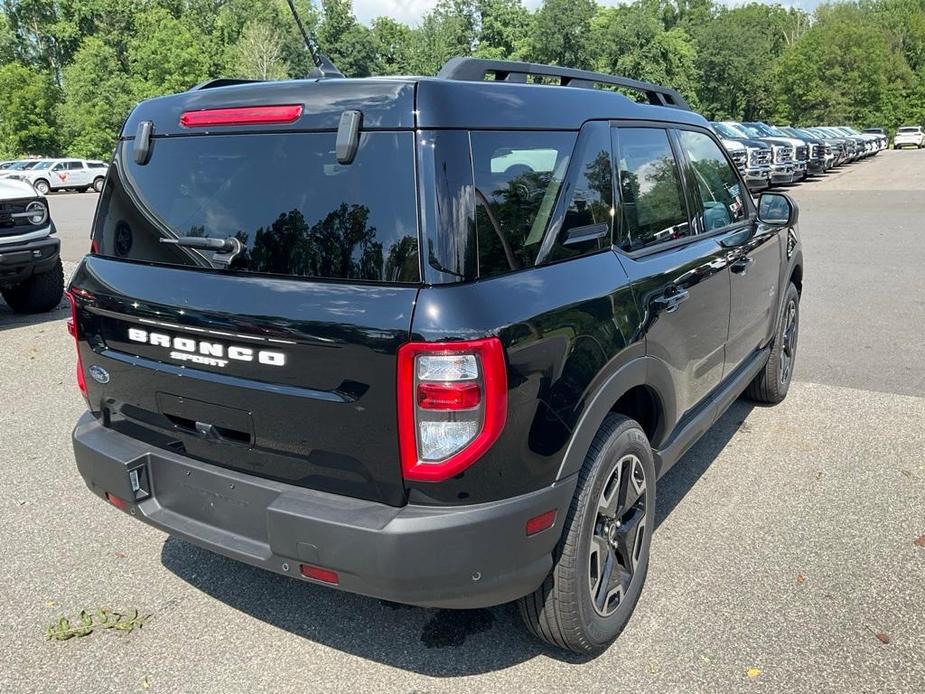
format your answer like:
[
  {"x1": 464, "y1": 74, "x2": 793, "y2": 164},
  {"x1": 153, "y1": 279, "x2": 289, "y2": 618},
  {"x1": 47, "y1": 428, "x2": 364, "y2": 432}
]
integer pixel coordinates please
[
  {"x1": 475, "y1": 0, "x2": 529, "y2": 59},
  {"x1": 593, "y1": 2, "x2": 699, "y2": 107},
  {"x1": 693, "y1": 3, "x2": 800, "y2": 119},
  {"x1": 371, "y1": 16, "x2": 414, "y2": 74},
  {"x1": 128, "y1": 6, "x2": 212, "y2": 96},
  {"x1": 407, "y1": 0, "x2": 478, "y2": 75},
  {"x1": 772, "y1": 3, "x2": 915, "y2": 128},
  {"x1": 228, "y1": 20, "x2": 290, "y2": 80},
  {"x1": 58, "y1": 36, "x2": 135, "y2": 158},
  {"x1": 0, "y1": 61, "x2": 60, "y2": 156},
  {"x1": 526, "y1": 0, "x2": 596, "y2": 69},
  {"x1": 317, "y1": 0, "x2": 377, "y2": 76}
]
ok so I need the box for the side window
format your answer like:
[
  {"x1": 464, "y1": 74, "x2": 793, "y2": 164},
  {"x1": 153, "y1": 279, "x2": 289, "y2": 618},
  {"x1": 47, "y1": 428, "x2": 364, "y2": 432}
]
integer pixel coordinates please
[
  {"x1": 66, "y1": 161, "x2": 83, "y2": 170},
  {"x1": 50, "y1": 163, "x2": 64, "y2": 172},
  {"x1": 677, "y1": 130, "x2": 747, "y2": 231},
  {"x1": 547, "y1": 122, "x2": 614, "y2": 263},
  {"x1": 471, "y1": 131, "x2": 576, "y2": 278},
  {"x1": 615, "y1": 128, "x2": 689, "y2": 252}
]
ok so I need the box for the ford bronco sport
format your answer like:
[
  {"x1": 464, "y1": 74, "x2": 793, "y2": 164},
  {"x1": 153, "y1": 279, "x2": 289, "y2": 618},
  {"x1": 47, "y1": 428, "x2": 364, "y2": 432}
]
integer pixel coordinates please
[{"x1": 68, "y1": 58, "x2": 803, "y2": 653}]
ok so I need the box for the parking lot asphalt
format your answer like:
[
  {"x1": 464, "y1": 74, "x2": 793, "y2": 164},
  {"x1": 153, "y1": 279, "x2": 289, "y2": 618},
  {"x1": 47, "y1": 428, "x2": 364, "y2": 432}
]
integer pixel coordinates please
[{"x1": 1, "y1": 151, "x2": 923, "y2": 693}]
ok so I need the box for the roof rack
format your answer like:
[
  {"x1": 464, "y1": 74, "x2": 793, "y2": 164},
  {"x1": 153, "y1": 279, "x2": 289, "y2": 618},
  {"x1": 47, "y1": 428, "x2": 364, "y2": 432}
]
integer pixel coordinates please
[{"x1": 437, "y1": 57, "x2": 691, "y2": 111}]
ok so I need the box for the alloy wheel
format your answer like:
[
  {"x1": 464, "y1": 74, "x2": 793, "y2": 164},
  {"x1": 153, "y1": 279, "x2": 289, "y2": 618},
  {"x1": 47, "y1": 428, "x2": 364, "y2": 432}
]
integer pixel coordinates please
[
  {"x1": 779, "y1": 299, "x2": 798, "y2": 385},
  {"x1": 588, "y1": 453, "x2": 648, "y2": 618}
]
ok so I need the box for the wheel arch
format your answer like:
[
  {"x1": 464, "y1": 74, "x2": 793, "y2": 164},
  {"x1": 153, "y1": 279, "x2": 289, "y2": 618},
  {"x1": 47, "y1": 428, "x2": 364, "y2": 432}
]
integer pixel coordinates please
[{"x1": 556, "y1": 356, "x2": 676, "y2": 482}]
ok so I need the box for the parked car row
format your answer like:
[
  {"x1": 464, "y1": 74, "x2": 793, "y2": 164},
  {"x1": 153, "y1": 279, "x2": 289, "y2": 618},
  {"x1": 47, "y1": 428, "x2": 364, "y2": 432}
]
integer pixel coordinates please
[
  {"x1": 0, "y1": 158, "x2": 109, "y2": 194},
  {"x1": 710, "y1": 121, "x2": 887, "y2": 191}
]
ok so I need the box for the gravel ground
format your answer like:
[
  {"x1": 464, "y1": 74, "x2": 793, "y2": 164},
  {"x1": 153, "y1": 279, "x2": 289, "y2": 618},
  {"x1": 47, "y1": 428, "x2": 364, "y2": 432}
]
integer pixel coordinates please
[{"x1": 1, "y1": 150, "x2": 923, "y2": 693}]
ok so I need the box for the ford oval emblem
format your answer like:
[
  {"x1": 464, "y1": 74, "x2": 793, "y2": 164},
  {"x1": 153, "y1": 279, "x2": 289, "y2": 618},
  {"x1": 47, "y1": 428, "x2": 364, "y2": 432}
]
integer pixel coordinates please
[{"x1": 88, "y1": 365, "x2": 110, "y2": 384}]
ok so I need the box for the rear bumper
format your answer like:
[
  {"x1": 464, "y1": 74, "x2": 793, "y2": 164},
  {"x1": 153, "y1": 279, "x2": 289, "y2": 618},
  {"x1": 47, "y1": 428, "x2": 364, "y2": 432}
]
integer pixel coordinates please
[
  {"x1": 72, "y1": 412, "x2": 576, "y2": 609},
  {"x1": 0, "y1": 230, "x2": 58, "y2": 286}
]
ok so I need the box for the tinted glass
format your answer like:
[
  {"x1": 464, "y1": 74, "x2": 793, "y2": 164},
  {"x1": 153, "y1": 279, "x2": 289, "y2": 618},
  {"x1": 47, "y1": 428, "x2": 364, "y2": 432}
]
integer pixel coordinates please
[
  {"x1": 471, "y1": 131, "x2": 575, "y2": 277},
  {"x1": 93, "y1": 132, "x2": 420, "y2": 282},
  {"x1": 66, "y1": 161, "x2": 83, "y2": 170},
  {"x1": 547, "y1": 123, "x2": 614, "y2": 262},
  {"x1": 615, "y1": 128, "x2": 689, "y2": 252},
  {"x1": 677, "y1": 130, "x2": 747, "y2": 231}
]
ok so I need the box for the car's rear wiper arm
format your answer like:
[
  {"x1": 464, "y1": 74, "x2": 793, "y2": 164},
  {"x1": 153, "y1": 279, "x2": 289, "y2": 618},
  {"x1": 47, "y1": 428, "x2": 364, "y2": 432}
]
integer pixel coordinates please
[{"x1": 160, "y1": 235, "x2": 243, "y2": 265}]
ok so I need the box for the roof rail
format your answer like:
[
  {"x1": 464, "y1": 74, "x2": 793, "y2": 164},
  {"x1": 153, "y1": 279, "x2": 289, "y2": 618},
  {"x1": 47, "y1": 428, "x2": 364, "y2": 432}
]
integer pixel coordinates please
[
  {"x1": 190, "y1": 78, "x2": 265, "y2": 91},
  {"x1": 437, "y1": 57, "x2": 691, "y2": 111}
]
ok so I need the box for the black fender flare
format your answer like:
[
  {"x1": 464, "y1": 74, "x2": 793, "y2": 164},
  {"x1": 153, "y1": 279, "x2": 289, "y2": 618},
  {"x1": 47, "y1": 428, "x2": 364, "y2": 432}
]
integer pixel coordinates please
[{"x1": 555, "y1": 355, "x2": 677, "y2": 481}]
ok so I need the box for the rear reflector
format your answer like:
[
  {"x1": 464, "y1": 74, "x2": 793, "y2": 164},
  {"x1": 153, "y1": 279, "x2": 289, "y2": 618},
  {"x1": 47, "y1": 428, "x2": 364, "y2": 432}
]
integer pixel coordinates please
[
  {"x1": 526, "y1": 509, "x2": 557, "y2": 536},
  {"x1": 64, "y1": 291, "x2": 88, "y2": 401},
  {"x1": 180, "y1": 104, "x2": 303, "y2": 128},
  {"x1": 299, "y1": 564, "x2": 339, "y2": 585},
  {"x1": 105, "y1": 492, "x2": 128, "y2": 511}
]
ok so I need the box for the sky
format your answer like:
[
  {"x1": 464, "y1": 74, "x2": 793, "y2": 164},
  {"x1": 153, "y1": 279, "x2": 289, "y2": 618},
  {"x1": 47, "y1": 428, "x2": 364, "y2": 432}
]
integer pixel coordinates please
[{"x1": 349, "y1": 0, "x2": 820, "y2": 26}]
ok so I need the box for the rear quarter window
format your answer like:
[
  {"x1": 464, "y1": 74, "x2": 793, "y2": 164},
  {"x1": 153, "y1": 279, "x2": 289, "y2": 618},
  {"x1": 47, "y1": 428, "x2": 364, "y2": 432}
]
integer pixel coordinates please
[{"x1": 471, "y1": 131, "x2": 576, "y2": 278}]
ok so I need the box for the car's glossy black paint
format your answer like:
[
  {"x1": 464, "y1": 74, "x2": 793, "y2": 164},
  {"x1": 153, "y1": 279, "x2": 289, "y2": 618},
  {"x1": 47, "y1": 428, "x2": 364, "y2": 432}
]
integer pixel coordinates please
[{"x1": 73, "y1": 74, "x2": 803, "y2": 511}]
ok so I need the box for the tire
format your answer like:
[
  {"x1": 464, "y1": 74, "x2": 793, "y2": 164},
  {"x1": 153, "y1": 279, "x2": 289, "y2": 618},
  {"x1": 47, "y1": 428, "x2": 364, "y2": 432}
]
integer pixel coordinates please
[
  {"x1": 746, "y1": 282, "x2": 800, "y2": 404},
  {"x1": 518, "y1": 414, "x2": 655, "y2": 653},
  {"x1": 92, "y1": 177, "x2": 105, "y2": 192},
  {"x1": 1, "y1": 257, "x2": 64, "y2": 314},
  {"x1": 33, "y1": 179, "x2": 50, "y2": 195}
]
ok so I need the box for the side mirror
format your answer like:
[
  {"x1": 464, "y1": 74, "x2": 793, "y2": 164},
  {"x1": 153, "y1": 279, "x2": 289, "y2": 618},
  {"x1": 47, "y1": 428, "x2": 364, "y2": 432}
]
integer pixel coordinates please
[{"x1": 757, "y1": 192, "x2": 799, "y2": 227}]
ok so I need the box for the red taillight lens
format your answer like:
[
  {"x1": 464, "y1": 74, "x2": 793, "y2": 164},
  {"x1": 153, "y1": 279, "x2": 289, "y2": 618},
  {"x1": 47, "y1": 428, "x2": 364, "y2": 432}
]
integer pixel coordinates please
[
  {"x1": 65, "y1": 291, "x2": 88, "y2": 402},
  {"x1": 417, "y1": 382, "x2": 481, "y2": 410},
  {"x1": 180, "y1": 104, "x2": 303, "y2": 128},
  {"x1": 299, "y1": 564, "x2": 339, "y2": 585},
  {"x1": 397, "y1": 338, "x2": 507, "y2": 483},
  {"x1": 90, "y1": 238, "x2": 99, "y2": 254}
]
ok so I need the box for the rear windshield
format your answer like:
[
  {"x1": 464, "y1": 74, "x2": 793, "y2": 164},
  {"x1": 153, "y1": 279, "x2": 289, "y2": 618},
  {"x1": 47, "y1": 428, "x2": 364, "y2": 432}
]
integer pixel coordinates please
[
  {"x1": 93, "y1": 132, "x2": 420, "y2": 283},
  {"x1": 898, "y1": 127, "x2": 921, "y2": 133}
]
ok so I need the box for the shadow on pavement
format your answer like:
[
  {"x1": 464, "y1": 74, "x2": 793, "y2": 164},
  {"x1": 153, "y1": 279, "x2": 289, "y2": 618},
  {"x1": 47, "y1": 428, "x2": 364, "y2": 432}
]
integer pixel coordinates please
[
  {"x1": 161, "y1": 397, "x2": 755, "y2": 675},
  {"x1": 0, "y1": 300, "x2": 69, "y2": 332}
]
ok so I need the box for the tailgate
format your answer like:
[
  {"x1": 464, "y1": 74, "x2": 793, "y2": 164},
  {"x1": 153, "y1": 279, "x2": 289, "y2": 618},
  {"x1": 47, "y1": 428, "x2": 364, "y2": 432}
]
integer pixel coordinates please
[{"x1": 70, "y1": 257, "x2": 416, "y2": 506}]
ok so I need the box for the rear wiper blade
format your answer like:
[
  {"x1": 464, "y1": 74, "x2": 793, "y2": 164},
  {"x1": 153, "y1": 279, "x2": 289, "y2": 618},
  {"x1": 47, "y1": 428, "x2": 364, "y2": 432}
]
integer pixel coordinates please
[
  {"x1": 160, "y1": 235, "x2": 243, "y2": 265},
  {"x1": 160, "y1": 236, "x2": 239, "y2": 252}
]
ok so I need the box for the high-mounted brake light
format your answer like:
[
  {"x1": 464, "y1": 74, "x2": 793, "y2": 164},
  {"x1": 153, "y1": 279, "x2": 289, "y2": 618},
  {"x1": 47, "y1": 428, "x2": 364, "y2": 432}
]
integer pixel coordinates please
[
  {"x1": 179, "y1": 104, "x2": 303, "y2": 128},
  {"x1": 397, "y1": 338, "x2": 507, "y2": 483},
  {"x1": 64, "y1": 291, "x2": 88, "y2": 402}
]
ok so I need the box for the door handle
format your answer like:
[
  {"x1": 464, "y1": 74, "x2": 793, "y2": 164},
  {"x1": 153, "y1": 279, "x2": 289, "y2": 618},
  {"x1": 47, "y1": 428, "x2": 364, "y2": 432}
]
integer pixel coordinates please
[
  {"x1": 730, "y1": 256, "x2": 754, "y2": 275},
  {"x1": 655, "y1": 288, "x2": 690, "y2": 313}
]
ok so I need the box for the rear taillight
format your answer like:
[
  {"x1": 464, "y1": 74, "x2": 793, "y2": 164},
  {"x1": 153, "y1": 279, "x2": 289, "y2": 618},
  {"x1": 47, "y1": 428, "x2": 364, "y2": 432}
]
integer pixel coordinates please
[
  {"x1": 397, "y1": 338, "x2": 507, "y2": 482},
  {"x1": 180, "y1": 104, "x2": 303, "y2": 128},
  {"x1": 65, "y1": 291, "x2": 88, "y2": 402}
]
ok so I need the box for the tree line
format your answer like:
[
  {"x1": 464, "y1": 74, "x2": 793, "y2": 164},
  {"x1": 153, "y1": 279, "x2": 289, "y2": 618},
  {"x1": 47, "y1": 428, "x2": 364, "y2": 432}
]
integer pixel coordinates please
[{"x1": 1, "y1": 0, "x2": 924, "y2": 160}]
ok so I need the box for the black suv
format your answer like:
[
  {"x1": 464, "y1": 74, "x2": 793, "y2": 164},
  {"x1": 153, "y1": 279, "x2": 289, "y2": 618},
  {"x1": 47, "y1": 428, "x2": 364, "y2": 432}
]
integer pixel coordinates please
[{"x1": 68, "y1": 58, "x2": 803, "y2": 653}]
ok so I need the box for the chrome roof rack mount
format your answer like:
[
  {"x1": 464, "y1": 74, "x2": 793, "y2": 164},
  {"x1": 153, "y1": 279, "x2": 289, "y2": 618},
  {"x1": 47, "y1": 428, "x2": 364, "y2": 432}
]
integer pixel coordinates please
[{"x1": 437, "y1": 57, "x2": 691, "y2": 111}]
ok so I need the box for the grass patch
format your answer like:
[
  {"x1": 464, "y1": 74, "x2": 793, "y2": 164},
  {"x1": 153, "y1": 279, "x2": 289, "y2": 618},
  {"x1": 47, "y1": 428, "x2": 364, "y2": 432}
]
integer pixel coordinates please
[{"x1": 45, "y1": 608, "x2": 148, "y2": 641}]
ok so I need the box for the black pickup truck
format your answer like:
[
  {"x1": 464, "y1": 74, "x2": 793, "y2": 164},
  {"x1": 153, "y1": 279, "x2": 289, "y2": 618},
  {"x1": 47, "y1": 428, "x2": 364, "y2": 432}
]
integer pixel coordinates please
[{"x1": 67, "y1": 58, "x2": 803, "y2": 653}]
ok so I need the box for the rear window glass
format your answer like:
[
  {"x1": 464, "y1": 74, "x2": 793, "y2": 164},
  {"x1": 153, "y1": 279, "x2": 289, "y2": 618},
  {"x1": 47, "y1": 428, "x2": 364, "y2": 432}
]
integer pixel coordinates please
[
  {"x1": 93, "y1": 132, "x2": 420, "y2": 283},
  {"x1": 898, "y1": 127, "x2": 921, "y2": 133},
  {"x1": 471, "y1": 131, "x2": 575, "y2": 277}
]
